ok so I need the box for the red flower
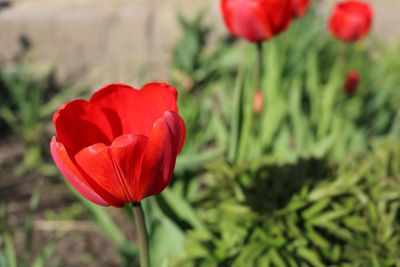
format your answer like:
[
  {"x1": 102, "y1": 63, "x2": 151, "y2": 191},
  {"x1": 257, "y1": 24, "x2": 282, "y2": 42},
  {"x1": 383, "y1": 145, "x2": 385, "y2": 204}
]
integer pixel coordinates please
[
  {"x1": 220, "y1": 0, "x2": 292, "y2": 42},
  {"x1": 344, "y1": 71, "x2": 360, "y2": 95},
  {"x1": 290, "y1": 0, "x2": 310, "y2": 18},
  {"x1": 50, "y1": 83, "x2": 186, "y2": 207},
  {"x1": 328, "y1": 0, "x2": 373, "y2": 42}
]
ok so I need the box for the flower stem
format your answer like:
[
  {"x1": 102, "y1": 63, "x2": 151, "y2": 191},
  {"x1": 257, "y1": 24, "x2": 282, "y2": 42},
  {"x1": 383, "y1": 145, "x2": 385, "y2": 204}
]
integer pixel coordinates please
[
  {"x1": 255, "y1": 42, "x2": 264, "y2": 90},
  {"x1": 132, "y1": 202, "x2": 150, "y2": 267}
]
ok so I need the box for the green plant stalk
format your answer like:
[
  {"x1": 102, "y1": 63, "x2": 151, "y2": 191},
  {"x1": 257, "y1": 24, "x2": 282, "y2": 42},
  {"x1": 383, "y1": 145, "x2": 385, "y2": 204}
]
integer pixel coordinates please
[
  {"x1": 228, "y1": 66, "x2": 245, "y2": 164},
  {"x1": 132, "y1": 202, "x2": 150, "y2": 267},
  {"x1": 255, "y1": 42, "x2": 264, "y2": 90},
  {"x1": 23, "y1": 176, "x2": 44, "y2": 267}
]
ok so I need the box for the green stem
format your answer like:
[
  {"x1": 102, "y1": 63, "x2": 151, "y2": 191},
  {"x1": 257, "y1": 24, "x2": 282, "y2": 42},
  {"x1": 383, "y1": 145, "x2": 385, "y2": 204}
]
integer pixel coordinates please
[
  {"x1": 255, "y1": 42, "x2": 264, "y2": 90},
  {"x1": 132, "y1": 202, "x2": 150, "y2": 267}
]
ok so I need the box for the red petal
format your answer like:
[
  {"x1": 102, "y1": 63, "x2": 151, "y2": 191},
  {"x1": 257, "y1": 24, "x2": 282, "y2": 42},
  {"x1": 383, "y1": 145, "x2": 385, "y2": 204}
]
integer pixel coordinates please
[
  {"x1": 268, "y1": 0, "x2": 292, "y2": 33},
  {"x1": 291, "y1": 0, "x2": 310, "y2": 18},
  {"x1": 221, "y1": 0, "x2": 291, "y2": 42},
  {"x1": 53, "y1": 100, "x2": 116, "y2": 157},
  {"x1": 50, "y1": 137, "x2": 108, "y2": 206},
  {"x1": 75, "y1": 134, "x2": 148, "y2": 205},
  {"x1": 89, "y1": 83, "x2": 179, "y2": 137},
  {"x1": 222, "y1": 0, "x2": 271, "y2": 42},
  {"x1": 138, "y1": 111, "x2": 186, "y2": 200}
]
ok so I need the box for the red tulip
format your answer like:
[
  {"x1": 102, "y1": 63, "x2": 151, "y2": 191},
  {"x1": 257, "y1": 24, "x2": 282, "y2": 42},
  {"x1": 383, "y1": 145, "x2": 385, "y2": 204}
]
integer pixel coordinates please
[
  {"x1": 328, "y1": 0, "x2": 373, "y2": 42},
  {"x1": 290, "y1": 0, "x2": 310, "y2": 18},
  {"x1": 220, "y1": 0, "x2": 292, "y2": 42},
  {"x1": 50, "y1": 83, "x2": 186, "y2": 207},
  {"x1": 344, "y1": 71, "x2": 360, "y2": 95}
]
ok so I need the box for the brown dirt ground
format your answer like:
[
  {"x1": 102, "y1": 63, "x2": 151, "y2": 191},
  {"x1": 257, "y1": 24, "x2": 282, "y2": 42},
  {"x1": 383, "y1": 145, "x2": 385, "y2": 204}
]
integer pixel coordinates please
[{"x1": 0, "y1": 132, "x2": 137, "y2": 267}]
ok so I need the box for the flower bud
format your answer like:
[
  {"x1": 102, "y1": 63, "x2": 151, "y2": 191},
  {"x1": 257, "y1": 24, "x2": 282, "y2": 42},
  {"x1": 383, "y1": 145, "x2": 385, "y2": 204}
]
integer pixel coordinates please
[
  {"x1": 344, "y1": 71, "x2": 360, "y2": 95},
  {"x1": 252, "y1": 90, "x2": 264, "y2": 114}
]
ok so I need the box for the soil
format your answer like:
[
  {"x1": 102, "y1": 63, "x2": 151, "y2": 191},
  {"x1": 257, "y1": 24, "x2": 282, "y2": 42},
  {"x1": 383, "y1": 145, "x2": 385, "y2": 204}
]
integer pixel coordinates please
[{"x1": 0, "y1": 132, "x2": 135, "y2": 267}]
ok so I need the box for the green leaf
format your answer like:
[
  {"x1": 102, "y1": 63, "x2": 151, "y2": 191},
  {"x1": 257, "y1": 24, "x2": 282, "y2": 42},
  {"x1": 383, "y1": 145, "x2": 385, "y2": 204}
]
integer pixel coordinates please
[
  {"x1": 69, "y1": 185, "x2": 138, "y2": 263},
  {"x1": 150, "y1": 212, "x2": 185, "y2": 267},
  {"x1": 2, "y1": 233, "x2": 16, "y2": 267},
  {"x1": 305, "y1": 225, "x2": 330, "y2": 250},
  {"x1": 228, "y1": 67, "x2": 245, "y2": 164},
  {"x1": 312, "y1": 221, "x2": 353, "y2": 240},
  {"x1": 302, "y1": 199, "x2": 331, "y2": 220},
  {"x1": 157, "y1": 188, "x2": 205, "y2": 230},
  {"x1": 31, "y1": 241, "x2": 56, "y2": 267},
  {"x1": 233, "y1": 243, "x2": 265, "y2": 267},
  {"x1": 268, "y1": 249, "x2": 286, "y2": 267},
  {"x1": 175, "y1": 148, "x2": 224, "y2": 174},
  {"x1": 309, "y1": 209, "x2": 351, "y2": 225},
  {"x1": 297, "y1": 247, "x2": 324, "y2": 267}
]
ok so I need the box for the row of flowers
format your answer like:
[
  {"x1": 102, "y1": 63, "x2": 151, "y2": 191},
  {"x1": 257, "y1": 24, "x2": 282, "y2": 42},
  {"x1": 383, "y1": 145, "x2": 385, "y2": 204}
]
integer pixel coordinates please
[
  {"x1": 222, "y1": 0, "x2": 372, "y2": 98},
  {"x1": 221, "y1": 0, "x2": 372, "y2": 43}
]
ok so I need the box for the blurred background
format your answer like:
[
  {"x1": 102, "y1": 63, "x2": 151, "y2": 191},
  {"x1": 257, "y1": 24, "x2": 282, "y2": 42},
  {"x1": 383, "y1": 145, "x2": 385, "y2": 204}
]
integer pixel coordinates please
[
  {"x1": 0, "y1": 0, "x2": 399, "y2": 86},
  {"x1": 1, "y1": 0, "x2": 400, "y2": 266}
]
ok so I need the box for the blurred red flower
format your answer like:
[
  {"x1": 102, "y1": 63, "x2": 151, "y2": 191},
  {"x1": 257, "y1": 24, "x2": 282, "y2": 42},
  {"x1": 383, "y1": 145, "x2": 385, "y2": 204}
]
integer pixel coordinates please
[
  {"x1": 344, "y1": 71, "x2": 360, "y2": 95},
  {"x1": 290, "y1": 0, "x2": 310, "y2": 18},
  {"x1": 50, "y1": 83, "x2": 186, "y2": 207},
  {"x1": 220, "y1": 0, "x2": 292, "y2": 42},
  {"x1": 328, "y1": 0, "x2": 373, "y2": 42}
]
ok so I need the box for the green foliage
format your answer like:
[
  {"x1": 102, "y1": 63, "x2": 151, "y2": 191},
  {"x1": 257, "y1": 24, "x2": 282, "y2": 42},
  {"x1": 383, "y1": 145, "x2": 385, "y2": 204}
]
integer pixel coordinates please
[
  {"x1": 68, "y1": 188, "x2": 138, "y2": 267},
  {"x1": 0, "y1": 205, "x2": 57, "y2": 267},
  {"x1": 176, "y1": 140, "x2": 400, "y2": 266},
  {"x1": 0, "y1": 65, "x2": 91, "y2": 267},
  {"x1": 173, "y1": 11, "x2": 400, "y2": 166},
  {"x1": 168, "y1": 8, "x2": 400, "y2": 267},
  {"x1": 172, "y1": 11, "x2": 243, "y2": 92},
  {"x1": 0, "y1": 66, "x2": 88, "y2": 174}
]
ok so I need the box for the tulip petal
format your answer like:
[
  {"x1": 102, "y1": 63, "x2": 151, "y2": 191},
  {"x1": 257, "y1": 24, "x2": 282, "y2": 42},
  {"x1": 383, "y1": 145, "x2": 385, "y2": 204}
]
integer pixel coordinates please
[
  {"x1": 291, "y1": 0, "x2": 310, "y2": 18},
  {"x1": 269, "y1": 0, "x2": 292, "y2": 33},
  {"x1": 221, "y1": 0, "x2": 291, "y2": 42},
  {"x1": 75, "y1": 134, "x2": 148, "y2": 205},
  {"x1": 89, "y1": 83, "x2": 179, "y2": 137},
  {"x1": 50, "y1": 137, "x2": 108, "y2": 206},
  {"x1": 53, "y1": 100, "x2": 116, "y2": 156},
  {"x1": 222, "y1": 0, "x2": 271, "y2": 42},
  {"x1": 138, "y1": 111, "x2": 186, "y2": 200}
]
